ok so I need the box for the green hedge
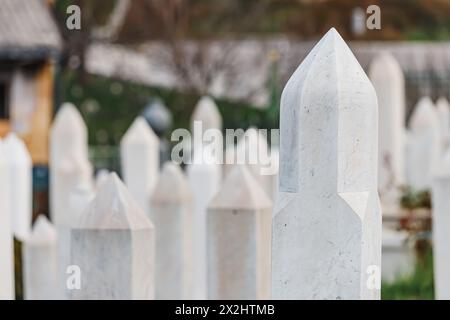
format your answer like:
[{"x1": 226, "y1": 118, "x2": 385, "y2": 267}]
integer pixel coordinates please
[{"x1": 60, "y1": 72, "x2": 280, "y2": 146}]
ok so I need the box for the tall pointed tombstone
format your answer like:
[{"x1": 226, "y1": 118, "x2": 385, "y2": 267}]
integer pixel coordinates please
[
  {"x1": 50, "y1": 103, "x2": 93, "y2": 299},
  {"x1": 207, "y1": 165, "x2": 272, "y2": 299},
  {"x1": 50, "y1": 102, "x2": 93, "y2": 226},
  {"x1": 406, "y1": 97, "x2": 440, "y2": 191},
  {"x1": 23, "y1": 216, "x2": 60, "y2": 300},
  {"x1": 150, "y1": 163, "x2": 193, "y2": 299},
  {"x1": 0, "y1": 140, "x2": 14, "y2": 300},
  {"x1": 70, "y1": 173, "x2": 155, "y2": 300},
  {"x1": 3, "y1": 133, "x2": 32, "y2": 240},
  {"x1": 187, "y1": 147, "x2": 221, "y2": 299},
  {"x1": 120, "y1": 117, "x2": 160, "y2": 213},
  {"x1": 272, "y1": 28, "x2": 382, "y2": 300},
  {"x1": 368, "y1": 52, "x2": 405, "y2": 203},
  {"x1": 432, "y1": 149, "x2": 450, "y2": 300},
  {"x1": 436, "y1": 97, "x2": 450, "y2": 150}
]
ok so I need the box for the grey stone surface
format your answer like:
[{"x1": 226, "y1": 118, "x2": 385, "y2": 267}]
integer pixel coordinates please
[
  {"x1": 207, "y1": 165, "x2": 272, "y2": 299},
  {"x1": 70, "y1": 173, "x2": 155, "y2": 300},
  {"x1": 150, "y1": 163, "x2": 194, "y2": 299},
  {"x1": 272, "y1": 28, "x2": 382, "y2": 300}
]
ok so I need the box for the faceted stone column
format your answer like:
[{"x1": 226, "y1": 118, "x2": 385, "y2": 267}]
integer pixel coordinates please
[{"x1": 272, "y1": 28, "x2": 382, "y2": 300}]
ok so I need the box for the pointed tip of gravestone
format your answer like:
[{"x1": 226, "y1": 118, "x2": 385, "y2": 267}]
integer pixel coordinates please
[
  {"x1": 409, "y1": 97, "x2": 437, "y2": 131},
  {"x1": 27, "y1": 215, "x2": 57, "y2": 245},
  {"x1": 282, "y1": 26, "x2": 370, "y2": 111},
  {"x1": 3, "y1": 133, "x2": 32, "y2": 164},
  {"x1": 52, "y1": 102, "x2": 87, "y2": 135},
  {"x1": 78, "y1": 172, "x2": 153, "y2": 230},
  {"x1": 95, "y1": 169, "x2": 110, "y2": 188},
  {"x1": 151, "y1": 162, "x2": 192, "y2": 203},
  {"x1": 191, "y1": 96, "x2": 222, "y2": 130},
  {"x1": 436, "y1": 97, "x2": 450, "y2": 115},
  {"x1": 369, "y1": 51, "x2": 403, "y2": 78},
  {"x1": 209, "y1": 165, "x2": 272, "y2": 210},
  {"x1": 121, "y1": 116, "x2": 158, "y2": 145}
]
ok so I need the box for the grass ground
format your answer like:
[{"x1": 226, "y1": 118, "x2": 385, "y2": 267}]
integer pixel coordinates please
[{"x1": 381, "y1": 248, "x2": 434, "y2": 300}]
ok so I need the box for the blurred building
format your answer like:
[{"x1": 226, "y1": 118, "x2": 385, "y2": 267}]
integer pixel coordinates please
[
  {"x1": 87, "y1": 40, "x2": 450, "y2": 117},
  {"x1": 0, "y1": 0, "x2": 61, "y2": 165}
]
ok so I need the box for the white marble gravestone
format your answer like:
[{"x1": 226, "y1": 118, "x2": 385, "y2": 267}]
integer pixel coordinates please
[
  {"x1": 432, "y1": 149, "x2": 450, "y2": 300},
  {"x1": 187, "y1": 148, "x2": 221, "y2": 299},
  {"x1": 70, "y1": 173, "x2": 155, "y2": 300},
  {"x1": 23, "y1": 215, "x2": 60, "y2": 300},
  {"x1": 368, "y1": 52, "x2": 405, "y2": 199},
  {"x1": 235, "y1": 128, "x2": 272, "y2": 197},
  {"x1": 272, "y1": 28, "x2": 382, "y2": 300},
  {"x1": 406, "y1": 97, "x2": 440, "y2": 191},
  {"x1": 436, "y1": 97, "x2": 450, "y2": 150},
  {"x1": 3, "y1": 133, "x2": 32, "y2": 240},
  {"x1": 121, "y1": 117, "x2": 160, "y2": 213},
  {"x1": 207, "y1": 165, "x2": 272, "y2": 299},
  {"x1": 150, "y1": 163, "x2": 193, "y2": 299},
  {"x1": 50, "y1": 104, "x2": 94, "y2": 299},
  {"x1": 50, "y1": 102, "x2": 93, "y2": 226},
  {"x1": 0, "y1": 140, "x2": 14, "y2": 300},
  {"x1": 191, "y1": 96, "x2": 223, "y2": 132}
]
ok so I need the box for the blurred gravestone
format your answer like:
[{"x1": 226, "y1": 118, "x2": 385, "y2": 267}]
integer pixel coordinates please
[
  {"x1": 23, "y1": 215, "x2": 60, "y2": 300},
  {"x1": 70, "y1": 173, "x2": 155, "y2": 299},
  {"x1": 3, "y1": 133, "x2": 32, "y2": 241},
  {"x1": 406, "y1": 97, "x2": 440, "y2": 191},
  {"x1": 187, "y1": 146, "x2": 221, "y2": 299},
  {"x1": 150, "y1": 163, "x2": 193, "y2": 299},
  {"x1": 207, "y1": 165, "x2": 272, "y2": 299},
  {"x1": 369, "y1": 52, "x2": 406, "y2": 207},
  {"x1": 0, "y1": 140, "x2": 14, "y2": 300},
  {"x1": 121, "y1": 117, "x2": 159, "y2": 213}
]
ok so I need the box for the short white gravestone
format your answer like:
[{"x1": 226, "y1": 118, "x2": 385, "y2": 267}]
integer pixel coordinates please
[
  {"x1": 150, "y1": 163, "x2": 193, "y2": 299},
  {"x1": 191, "y1": 96, "x2": 223, "y2": 132},
  {"x1": 0, "y1": 140, "x2": 14, "y2": 300},
  {"x1": 272, "y1": 28, "x2": 382, "y2": 300},
  {"x1": 50, "y1": 102, "x2": 92, "y2": 226},
  {"x1": 187, "y1": 148, "x2": 221, "y2": 299},
  {"x1": 3, "y1": 133, "x2": 32, "y2": 240},
  {"x1": 23, "y1": 215, "x2": 60, "y2": 300},
  {"x1": 436, "y1": 97, "x2": 450, "y2": 149},
  {"x1": 406, "y1": 97, "x2": 440, "y2": 191},
  {"x1": 207, "y1": 165, "x2": 272, "y2": 300},
  {"x1": 432, "y1": 150, "x2": 450, "y2": 300},
  {"x1": 70, "y1": 173, "x2": 155, "y2": 300},
  {"x1": 368, "y1": 52, "x2": 405, "y2": 198},
  {"x1": 121, "y1": 117, "x2": 159, "y2": 212},
  {"x1": 236, "y1": 128, "x2": 272, "y2": 197}
]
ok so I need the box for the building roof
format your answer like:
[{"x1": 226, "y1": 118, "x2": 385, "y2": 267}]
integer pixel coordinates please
[{"x1": 0, "y1": 0, "x2": 62, "y2": 61}]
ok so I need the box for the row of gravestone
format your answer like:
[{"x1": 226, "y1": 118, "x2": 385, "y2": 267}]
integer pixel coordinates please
[
  {"x1": 369, "y1": 51, "x2": 450, "y2": 213},
  {"x1": 1, "y1": 28, "x2": 450, "y2": 300}
]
